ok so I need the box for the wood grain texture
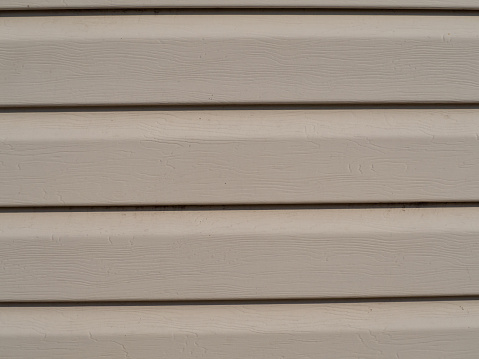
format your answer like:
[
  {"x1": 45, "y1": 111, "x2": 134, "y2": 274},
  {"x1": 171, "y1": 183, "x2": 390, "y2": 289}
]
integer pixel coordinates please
[
  {"x1": 1, "y1": 301, "x2": 479, "y2": 358},
  {"x1": 1, "y1": 14, "x2": 479, "y2": 106},
  {"x1": 1, "y1": 109, "x2": 479, "y2": 206},
  {"x1": 1, "y1": 0, "x2": 479, "y2": 9},
  {"x1": 1, "y1": 207, "x2": 479, "y2": 301}
]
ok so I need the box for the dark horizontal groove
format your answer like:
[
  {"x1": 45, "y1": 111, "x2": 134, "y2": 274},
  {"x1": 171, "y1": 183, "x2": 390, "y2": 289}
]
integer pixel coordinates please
[
  {"x1": 2, "y1": 103, "x2": 479, "y2": 113},
  {"x1": 2, "y1": 295, "x2": 479, "y2": 307},
  {"x1": 1, "y1": 202, "x2": 478, "y2": 213},
  {"x1": 2, "y1": 8, "x2": 479, "y2": 16}
]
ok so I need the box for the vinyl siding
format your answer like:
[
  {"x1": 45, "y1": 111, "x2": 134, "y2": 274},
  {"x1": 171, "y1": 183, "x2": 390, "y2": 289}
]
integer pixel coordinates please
[
  {"x1": 2, "y1": 109, "x2": 479, "y2": 206},
  {"x1": 0, "y1": 4, "x2": 478, "y2": 358},
  {"x1": 1, "y1": 14, "x2": 479, "y2": 106},
  {"x1": 1, "y1": 301, "x2": 479, "y2": 359},
  {"x1": 1, "y1": 0, "x2": 479, "y2": 9},
  {"x1": 1, "y1": 207, "x2": 479, "y2": 301}
]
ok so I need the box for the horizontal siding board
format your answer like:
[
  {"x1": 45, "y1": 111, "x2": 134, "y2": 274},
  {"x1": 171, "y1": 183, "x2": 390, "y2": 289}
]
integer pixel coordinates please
[
  {"x1": 1, "y1": 207, "x2": 479, "y2": 301},
  {"x1": 1, "y1": 109, "x2": 479, "y2": 206},
  {"x1": 1, "y1": 0, "x2": 479, "y2": 9},
  {"x1": 1, "y1": 301, "x2": 479, "y2": 358},
  {"x1": 1, "y1": 15, "x2": 479, "y2": 106}
]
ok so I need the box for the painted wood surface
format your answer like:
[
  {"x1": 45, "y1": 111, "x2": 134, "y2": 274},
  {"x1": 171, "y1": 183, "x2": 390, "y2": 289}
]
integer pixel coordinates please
[
  {"x1": 1, "y1": 0, "x2": 479, "y2": 9},
  {"x1": 1, "y1": 15, "x2": 479, "y2": 107},
  {"x1": 1, "y1": 207, "x2": 479, "y2": 301},
  {"x1": 1, "y1": 301, "x2": 479, "y2": 358},
  {"x1": 1, "y1": 109, "x2": 479, "y2": 206}
]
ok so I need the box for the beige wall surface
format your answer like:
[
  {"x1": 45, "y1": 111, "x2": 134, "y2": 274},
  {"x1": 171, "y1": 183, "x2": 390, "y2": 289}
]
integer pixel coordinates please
[
  {"x1": 2, "y1": 109, "x2": 479, "y2": 206},
  {"x1": 1, "y1": 207, "x2": 479, "y2": 301},
  {"x1": 1, "y1": 0, "x2": 479, "y2": 9},
  {"x1": 1, "y1": 4, "x2": 478, "y2": 357},
  {"x1": 1, "y1": 14, "x2": 479, "y2": 106},
  {"x1": 1, "y1": 301, "x2": 479, "y2": 358}
]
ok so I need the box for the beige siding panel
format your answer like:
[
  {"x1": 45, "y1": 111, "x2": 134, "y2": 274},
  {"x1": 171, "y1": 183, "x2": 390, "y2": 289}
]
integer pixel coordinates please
[
  {"x1": 1, "y1": 207, "x2": 479, "y2": 301},
  {"x1": 1, "y1": 15, "x2": 479, "y2": 106},
  {"x1": 1, "y1": 0, "x2": 479, "y2": 9},
  {"x1": 1, "y1": 109, "x2": 479, "y2": 206},
  {"x1": 1, "y1": 301, "x2": 479, "y2": 358}
]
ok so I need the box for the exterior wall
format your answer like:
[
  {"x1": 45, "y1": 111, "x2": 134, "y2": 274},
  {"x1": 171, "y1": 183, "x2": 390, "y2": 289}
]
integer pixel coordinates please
[
  {"x1": 2, "y1": 0, "x2": 479, "y2": 9},
  {"x1": 2, "y1": 14, "x2": 479, "y2": 106},
  {"x1": 1, "y1": 2, "x2": 478, "y2": 357},
  {"x1": 2, "y1": 302, "x2": 479, "y2": 359}
]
